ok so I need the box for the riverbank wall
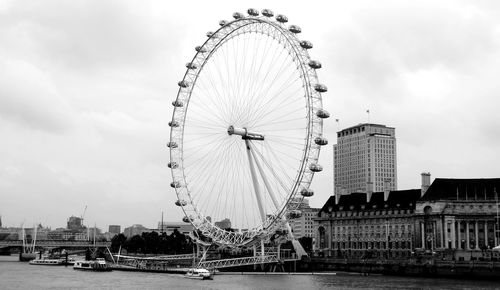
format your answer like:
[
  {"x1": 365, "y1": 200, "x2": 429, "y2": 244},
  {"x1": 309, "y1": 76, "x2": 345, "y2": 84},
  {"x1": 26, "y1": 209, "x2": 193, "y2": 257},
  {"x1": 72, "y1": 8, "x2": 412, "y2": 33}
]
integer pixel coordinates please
[{"x1": 300, "y1": 257, "x2": 500, "y2": 279}]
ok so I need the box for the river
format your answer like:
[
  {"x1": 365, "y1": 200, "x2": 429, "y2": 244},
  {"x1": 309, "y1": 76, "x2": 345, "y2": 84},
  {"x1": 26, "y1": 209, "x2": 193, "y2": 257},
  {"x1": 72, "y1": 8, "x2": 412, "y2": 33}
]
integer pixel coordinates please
[{"x1": 0, "y1": 255, "x2": 499, "y2": 289}]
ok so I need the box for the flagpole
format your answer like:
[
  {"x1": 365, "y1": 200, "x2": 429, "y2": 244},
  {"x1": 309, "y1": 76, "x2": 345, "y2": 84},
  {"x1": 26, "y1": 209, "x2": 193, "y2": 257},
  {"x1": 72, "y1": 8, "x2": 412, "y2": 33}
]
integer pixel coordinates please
[{"x1": 366, "y1": 109, "x2": 370, "y2": 123}]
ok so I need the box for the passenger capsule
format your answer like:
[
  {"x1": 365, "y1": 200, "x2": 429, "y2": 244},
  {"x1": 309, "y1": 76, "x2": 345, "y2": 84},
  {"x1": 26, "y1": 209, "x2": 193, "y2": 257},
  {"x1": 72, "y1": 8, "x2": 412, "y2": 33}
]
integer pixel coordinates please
[
  {"x1": 168, "y1": 120, "x2": 179, "y2": 127},
  {"x1": 308, "y1": 60, "x2": 322, "y2": 69},
  {"x1": 172, "y1": 100, "x2": 184, "y2": 107},
  {"x1": 316, "y1": 109, "x2": 330, "y2": 119},
  {"x1": 276, "y1": 14, "x2": 288, "y2": 23},
  {"x1": 233, "y1": 12, "x2": 244, "y2": 19},
  {"x1": 170, "y1": 181, "x2": 181, "y2": 188},
  {"x1": 262, "y1": 9, "x2": 274, "y2": 17},
  {"x1": 206, "y1": 31, "x2": 214, "y2": 37},
  {"x1": 300, "y1": 188, "x2": 314, "y2": 197},
  {"x1": 247, "y1": 8, "x2": 259, "y2": 16},
  {"x1": 175, "y1": 199, "x2": 187, "y2": 207},
  {"x1": 167, "y1": 162, "x2": 178, "y2": 169},
  {"x1": 314, "y1": 136, "x2": 328, "y2": 146},
  {"x1": 178, "y1": 80, "x2": 189, "y2": 88},
  {"x1": 314, "y1": 84, "x2": 328, "y2": 93},
  {"x1": 182, "y1": 216, "x2": 193, "y2": 223},
  {"x1": 219, "y1": 20, "x2": 228, "y2": 26},
  {"x1": 186, "y1": 62, "x2": 198, "y2": 70},
  {"x1": 288, "y1": 210, "x2": 302, "y2": 219},
  {"x1": 309, "y1": 163, "x2": 323, "y2": 172},
  {"x1": 300, "y1": 40, "x2": 313, "y2": 49},
  {"x1": 289, "y1": 25, "x2": 301, "y2": 34},
  {"x1": 195, "y1": 46, "x2": 207, "y2": 53},
  {"x1": 167, "y1": 141, "x2": 178, "y2": 148}
]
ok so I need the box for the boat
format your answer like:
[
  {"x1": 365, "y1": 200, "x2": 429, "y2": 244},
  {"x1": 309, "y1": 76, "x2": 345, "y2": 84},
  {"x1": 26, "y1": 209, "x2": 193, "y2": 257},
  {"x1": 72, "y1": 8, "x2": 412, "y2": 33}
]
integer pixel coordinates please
[
  {"x1": 29, "y1": 257, "x2": 64, "y2": 266},
  {"x1": 184, "y1": 268, "x2": 213, "y2": 280},
  {"x1": 73, "y1": 258, "x2": 112, "y2": 272}
]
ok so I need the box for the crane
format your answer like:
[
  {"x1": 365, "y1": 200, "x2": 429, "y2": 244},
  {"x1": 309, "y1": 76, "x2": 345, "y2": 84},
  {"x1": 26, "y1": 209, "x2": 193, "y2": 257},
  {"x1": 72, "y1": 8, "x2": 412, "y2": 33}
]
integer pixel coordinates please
[{"x1": 81, "y1": 205, "x2": 87, "y2": 225}]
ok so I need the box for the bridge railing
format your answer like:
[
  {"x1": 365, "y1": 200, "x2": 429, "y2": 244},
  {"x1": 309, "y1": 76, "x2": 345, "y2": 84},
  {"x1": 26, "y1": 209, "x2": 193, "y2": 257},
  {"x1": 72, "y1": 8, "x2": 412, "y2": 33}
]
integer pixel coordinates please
[{"x1": 0, "y1": 240, "x2": 110, "y2": 248}]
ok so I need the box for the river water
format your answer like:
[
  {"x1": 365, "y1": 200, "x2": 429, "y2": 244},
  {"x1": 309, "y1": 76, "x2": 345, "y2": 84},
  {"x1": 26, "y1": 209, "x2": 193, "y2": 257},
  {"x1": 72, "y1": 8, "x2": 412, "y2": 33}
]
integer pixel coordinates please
[{"x1": 1, "y1": 255, "x2": 499, "y2": 289}]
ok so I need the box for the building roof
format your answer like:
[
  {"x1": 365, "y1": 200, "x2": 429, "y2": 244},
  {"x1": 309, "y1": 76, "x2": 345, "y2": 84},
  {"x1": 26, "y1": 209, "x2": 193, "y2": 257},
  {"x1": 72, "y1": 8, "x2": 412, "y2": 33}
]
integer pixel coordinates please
[
  {"x1": 318, "y1": 189, "x2": 421, "y2": 216},
  {"x1": 419, "y1": 178, "x2": 500, "y2": 201},
  {"x1": 337, "y1": 123, "x2": 394, "y2": 134}
]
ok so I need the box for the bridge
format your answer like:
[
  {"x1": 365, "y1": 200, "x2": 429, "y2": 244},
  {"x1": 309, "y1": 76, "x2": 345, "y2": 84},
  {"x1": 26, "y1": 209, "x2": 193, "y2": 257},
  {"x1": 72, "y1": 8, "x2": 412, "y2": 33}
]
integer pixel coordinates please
[{"x1": 0, "y1": 240, "x2": 111, "y2": 249}]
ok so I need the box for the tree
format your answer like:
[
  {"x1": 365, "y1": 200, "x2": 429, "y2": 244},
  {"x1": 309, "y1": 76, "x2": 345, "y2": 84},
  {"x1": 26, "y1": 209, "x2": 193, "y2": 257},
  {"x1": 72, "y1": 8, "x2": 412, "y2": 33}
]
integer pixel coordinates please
[
  {"x1": 142, "y1": 231, "x2": 160, "y2": 254},
  {"x1": 110, "y1": 233, "x2": 127, "y2": 252},
  {"x1": 125, "y1": 235, "x2": 145, "y2": 254}
]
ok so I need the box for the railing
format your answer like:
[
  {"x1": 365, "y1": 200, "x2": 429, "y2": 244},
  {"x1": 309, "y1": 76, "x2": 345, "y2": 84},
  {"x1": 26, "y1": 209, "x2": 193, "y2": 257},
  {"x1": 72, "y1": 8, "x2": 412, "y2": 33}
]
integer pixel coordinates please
[
  {"x1": 115, "y1": 253, "x2": 194, "y2": 261},
  {"x1": 198, "y1": 255, "x2": 299, "y2": 269}
]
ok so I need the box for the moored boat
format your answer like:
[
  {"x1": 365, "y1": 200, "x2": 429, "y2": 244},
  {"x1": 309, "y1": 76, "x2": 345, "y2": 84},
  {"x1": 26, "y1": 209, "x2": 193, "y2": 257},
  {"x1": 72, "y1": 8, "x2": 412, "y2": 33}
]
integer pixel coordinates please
[
  {"x1": 73, "y1": 258, "x2": 112, "y2": 272},
  {"x1": 184, "y1": 268, "x2": 213, "y2": 280},
  {"x1": 29, "y1": 257, "x2": 64, "y2": 266}
]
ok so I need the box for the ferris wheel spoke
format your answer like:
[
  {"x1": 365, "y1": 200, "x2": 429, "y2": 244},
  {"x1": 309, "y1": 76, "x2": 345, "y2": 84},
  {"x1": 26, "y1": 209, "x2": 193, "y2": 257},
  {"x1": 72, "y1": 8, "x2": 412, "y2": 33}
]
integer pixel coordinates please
[
  {"x1": 247, "y1": 80, "x2": 304, "y2": 128},
  {"x1": 241, "y1": 36, "x2": 277, "y2": 120},
  {"x1": 244, "y1": 55, "x2": 288, "y2": 120},
  {"x1": 253, "y1": 117, "x2": 305, "y2": 129},
  {"x1": 253, "y1": 106, "x2": 305, "y2": 130},
  {"x1": 248, "y1": 46, "x2": 291, "y2": 112},
  {"x1": 252, "y1": 76, "x2": 303, "y2": 122}
]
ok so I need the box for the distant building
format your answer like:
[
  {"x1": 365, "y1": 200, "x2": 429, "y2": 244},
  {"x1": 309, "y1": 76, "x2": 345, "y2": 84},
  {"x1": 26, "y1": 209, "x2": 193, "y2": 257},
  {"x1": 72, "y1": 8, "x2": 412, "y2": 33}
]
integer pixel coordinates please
[
  {"x1": 334, "y1": 123, "x2": 397, "y2": 196},
  {"x1": 215, "y1": 218, "x2": 231, "y2": 230},
  {"x1": 123, "y1": 224, "x2": 149, "y2": 237},
  {"x1": 108, "y1": 225, "x2": 121, "y2": 235},
  {"x1": 158, "y1": 222, "x2": 193, "y2": 235},
  {"x1": 287, "y1": 198, "x2": 319, "y2": 238},
  {"x1": 67, "y1": 216, "x2": 86, "y2": 232}
]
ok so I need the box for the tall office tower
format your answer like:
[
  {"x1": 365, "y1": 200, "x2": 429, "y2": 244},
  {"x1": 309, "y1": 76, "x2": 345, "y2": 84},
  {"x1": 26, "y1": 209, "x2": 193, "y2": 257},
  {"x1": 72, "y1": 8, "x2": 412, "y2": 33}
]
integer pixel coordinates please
[{"x1": 334, "y1": 123, "x2": 397, "y2": 195}]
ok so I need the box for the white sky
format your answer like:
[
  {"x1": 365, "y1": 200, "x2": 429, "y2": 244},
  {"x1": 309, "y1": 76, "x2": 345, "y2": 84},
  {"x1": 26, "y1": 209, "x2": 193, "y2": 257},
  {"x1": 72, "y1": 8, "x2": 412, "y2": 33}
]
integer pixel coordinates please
[{"x1": 1, "y1": 0, "x2": 499, "y2": 230}]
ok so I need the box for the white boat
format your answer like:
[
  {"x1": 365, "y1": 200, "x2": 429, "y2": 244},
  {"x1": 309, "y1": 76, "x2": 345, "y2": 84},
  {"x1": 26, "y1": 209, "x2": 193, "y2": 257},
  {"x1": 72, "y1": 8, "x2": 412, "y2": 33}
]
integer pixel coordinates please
[
  {"x1": 73, "y1": 258, "x2": 112, "y2": 272},
  {"x1": 29, "y1": 257, "x2": 64, "y2": 266},
  {"x1": 184, "y1": 268, "x2": 213, "y2": 280}
]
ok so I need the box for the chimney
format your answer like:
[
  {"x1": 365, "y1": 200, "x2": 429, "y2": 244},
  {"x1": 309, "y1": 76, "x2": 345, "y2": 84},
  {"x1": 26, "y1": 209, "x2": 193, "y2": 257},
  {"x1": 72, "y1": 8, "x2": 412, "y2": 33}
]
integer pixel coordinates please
[
  {"x1": 366, "y1": 182, "x2": 374, "y2": 203},
  {"x1": 335, "y1": 187, "x2": 347, "y2": 204},
  {"x1": 421, "y1": 172, "x2": 431, "y2": 197},
  {"x1": 383, "y1": 179, "x2": 391, "y2": 201}
]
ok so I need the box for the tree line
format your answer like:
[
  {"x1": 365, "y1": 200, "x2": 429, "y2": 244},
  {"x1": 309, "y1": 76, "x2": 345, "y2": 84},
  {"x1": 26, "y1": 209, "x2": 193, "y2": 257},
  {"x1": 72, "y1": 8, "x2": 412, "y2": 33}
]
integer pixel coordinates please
[
  {"x1": 110, "y1": 229, "x2": 313, "y2": 256},
  {"x1": 110, "y1": 229, "x2": 193, "y2": 254}
]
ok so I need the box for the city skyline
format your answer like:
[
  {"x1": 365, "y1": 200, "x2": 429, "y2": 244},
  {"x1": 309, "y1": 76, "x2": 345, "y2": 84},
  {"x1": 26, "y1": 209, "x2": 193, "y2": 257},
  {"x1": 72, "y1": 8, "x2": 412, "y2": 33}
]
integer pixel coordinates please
[{"x1": 1, "y1": 0, "x2": 499, "y2": 229}]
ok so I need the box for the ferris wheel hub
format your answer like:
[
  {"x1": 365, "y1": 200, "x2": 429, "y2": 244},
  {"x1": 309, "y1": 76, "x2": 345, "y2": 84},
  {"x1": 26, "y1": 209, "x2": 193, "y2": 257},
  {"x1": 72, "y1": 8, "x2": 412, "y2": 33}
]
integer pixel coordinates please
[{"x1": 227, "y1": 125, "x2": 265, "y2": 141}]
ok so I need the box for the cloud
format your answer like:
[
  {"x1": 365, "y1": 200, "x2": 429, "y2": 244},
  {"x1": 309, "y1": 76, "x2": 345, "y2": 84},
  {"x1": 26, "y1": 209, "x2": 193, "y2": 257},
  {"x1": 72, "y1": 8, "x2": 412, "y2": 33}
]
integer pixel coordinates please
[{"x1": 0, "y1": 58, "x2": 74, "y2": 133}]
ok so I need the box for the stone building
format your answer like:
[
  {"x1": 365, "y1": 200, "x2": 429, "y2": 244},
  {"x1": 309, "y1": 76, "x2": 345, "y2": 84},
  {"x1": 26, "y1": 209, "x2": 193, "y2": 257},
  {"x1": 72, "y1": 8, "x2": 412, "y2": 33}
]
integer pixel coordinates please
[
  {"x1": 314, "y1": 175, "x2": 500, "y2": 261},
  {"x1": 414, "y1": 178, "x2": 500, "y2": 253},
  {"x1": 315, "y1": 188, "x2": 421, "y2": 259}
]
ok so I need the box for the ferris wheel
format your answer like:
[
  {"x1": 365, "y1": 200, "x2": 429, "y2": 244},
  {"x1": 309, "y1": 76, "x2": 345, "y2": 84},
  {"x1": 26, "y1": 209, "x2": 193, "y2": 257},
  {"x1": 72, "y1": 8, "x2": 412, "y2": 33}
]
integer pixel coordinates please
[{"x1": 168, "y1": 8, "x2": 329, "y2": 248}]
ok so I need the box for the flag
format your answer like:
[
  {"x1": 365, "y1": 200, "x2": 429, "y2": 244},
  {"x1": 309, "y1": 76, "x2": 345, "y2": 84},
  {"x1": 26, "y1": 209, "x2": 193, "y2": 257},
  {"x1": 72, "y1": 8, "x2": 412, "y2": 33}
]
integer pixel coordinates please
[
  {"x1": 335, "y1": 119, "x2": 339, "y2": 122},
  {"x1": 366, "y1": 109, "x2": 370, "y2": 113}
]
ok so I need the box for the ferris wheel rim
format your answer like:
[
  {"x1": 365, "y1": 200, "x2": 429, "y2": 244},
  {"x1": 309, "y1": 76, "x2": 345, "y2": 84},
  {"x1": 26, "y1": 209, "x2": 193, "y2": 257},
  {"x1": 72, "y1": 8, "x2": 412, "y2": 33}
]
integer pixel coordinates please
[{"x1": 169, "y1": 10, "x2": 327, "y2": 247}]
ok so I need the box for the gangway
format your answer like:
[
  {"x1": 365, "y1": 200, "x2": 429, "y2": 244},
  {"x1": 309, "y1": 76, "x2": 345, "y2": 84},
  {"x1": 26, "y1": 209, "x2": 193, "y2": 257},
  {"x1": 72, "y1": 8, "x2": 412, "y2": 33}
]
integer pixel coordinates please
[{"x1": 198, "y1": 255, "x2": 299, "y2": 269}]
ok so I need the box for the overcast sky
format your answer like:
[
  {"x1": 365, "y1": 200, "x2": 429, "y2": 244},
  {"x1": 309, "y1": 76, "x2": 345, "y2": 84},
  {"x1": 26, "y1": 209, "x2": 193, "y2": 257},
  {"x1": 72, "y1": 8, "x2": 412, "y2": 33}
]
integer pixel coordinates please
[{"x1": 1, "y1": 0, "x2": 499, "y2": 230}]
